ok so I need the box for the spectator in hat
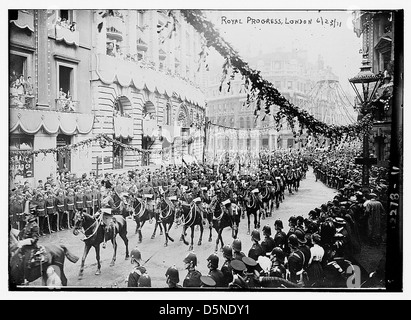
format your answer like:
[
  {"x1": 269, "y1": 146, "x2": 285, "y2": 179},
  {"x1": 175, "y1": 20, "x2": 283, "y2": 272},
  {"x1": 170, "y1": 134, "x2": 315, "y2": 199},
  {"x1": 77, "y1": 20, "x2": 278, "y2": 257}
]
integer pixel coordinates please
[
  {"x1": 286, "y1": 234, "x2": 305, "y2": 284},
  {"x1": 364, "y1": 193, "x2": 386, "y2": 246},
  {"x1": 295, "y1": 229, "x2": 311, "y2": 271}
]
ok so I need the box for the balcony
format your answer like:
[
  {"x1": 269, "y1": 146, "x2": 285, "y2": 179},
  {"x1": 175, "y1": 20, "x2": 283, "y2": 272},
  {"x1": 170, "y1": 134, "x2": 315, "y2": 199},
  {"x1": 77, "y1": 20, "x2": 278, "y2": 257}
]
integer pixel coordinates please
[
  {"x1": 55, "y1": 98, "x2": 79, "y2": 113},
  {"x1": 106, "y1": 16, "x2": 125, "y2": 41},
  {"x1": 10, "y1": 92, "x2": 35, "y2": 109},
  {"x1": 55, "y1": 24, "x2": 79, "y2": 46}
]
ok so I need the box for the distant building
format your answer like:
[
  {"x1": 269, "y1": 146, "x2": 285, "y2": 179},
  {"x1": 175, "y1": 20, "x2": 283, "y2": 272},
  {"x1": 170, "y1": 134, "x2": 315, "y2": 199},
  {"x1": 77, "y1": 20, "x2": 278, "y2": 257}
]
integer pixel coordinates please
[
  {"x1": 204, "y1": 48, "x2": 349, "y2": 159},
  {"x1": 9, "y1": 9, "x2": 207, "y2": 187}
]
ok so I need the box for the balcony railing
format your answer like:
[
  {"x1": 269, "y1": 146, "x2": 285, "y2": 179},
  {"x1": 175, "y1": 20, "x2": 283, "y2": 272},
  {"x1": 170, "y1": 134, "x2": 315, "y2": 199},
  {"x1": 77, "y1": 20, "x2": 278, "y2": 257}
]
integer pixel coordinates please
[
  {"x1": 10, "y1": 93, "x2": 35, "y2": 109},
  {"x1": 54, "y1": 98, "x2": 79, "y2": 113},
  {"x1": 106, "y1": 16, "x2": 125, "y2": 41}
]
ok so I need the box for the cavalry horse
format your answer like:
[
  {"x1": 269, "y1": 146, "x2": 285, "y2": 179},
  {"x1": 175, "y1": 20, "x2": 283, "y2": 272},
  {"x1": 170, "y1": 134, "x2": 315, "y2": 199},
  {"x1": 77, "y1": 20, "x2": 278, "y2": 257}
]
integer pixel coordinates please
[
  {"x1": 72, "y1": 211, "x2": 129, "y2": 279},
  {"x1": 154, "y1": 195, "x2": 175, "y2": 247},
  {"x1": 130, "y1": 195, "x2": 159, "y2": 243},
  {"x1": 244, "y1": 189, "x2": 263, "y2": 235},
  {"x1": 206, "y1": 197, "x2": 241, "y2": 252},
  {"x1": 178, "y1": 200, "x2": 204, "y2": 251},
  {"x1": 9, "y1": 229, "x2": 79, "y2": 287},
  {"x1": 112, "y1": 191, "x2": 133, "y2": 218},
  {"x1": 260, "y1": 182, "x2": 274, "y2": 218}
]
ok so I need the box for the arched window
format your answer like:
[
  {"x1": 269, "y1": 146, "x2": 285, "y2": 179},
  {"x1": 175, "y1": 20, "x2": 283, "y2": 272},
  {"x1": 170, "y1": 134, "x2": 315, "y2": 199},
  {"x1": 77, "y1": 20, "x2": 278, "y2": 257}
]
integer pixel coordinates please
[
  {"x1": 239, "y1": 117, "x2": 244, "y2": 128},
  {"x1": 165, "y1": 103, "x2": 171, "y2": 125}
]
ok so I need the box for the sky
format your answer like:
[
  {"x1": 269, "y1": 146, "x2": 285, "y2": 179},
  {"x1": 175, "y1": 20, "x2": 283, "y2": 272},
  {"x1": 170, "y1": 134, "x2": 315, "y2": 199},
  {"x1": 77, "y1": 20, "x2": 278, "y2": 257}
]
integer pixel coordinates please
[{"x1": 204, "y1": 10, "x2": 363, "y2": 95}]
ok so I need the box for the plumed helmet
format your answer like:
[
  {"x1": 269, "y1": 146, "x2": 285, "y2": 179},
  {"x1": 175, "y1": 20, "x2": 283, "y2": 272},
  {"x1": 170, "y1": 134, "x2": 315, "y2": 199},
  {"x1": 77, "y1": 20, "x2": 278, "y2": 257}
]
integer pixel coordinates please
[
  {"x1": 165, "y1": 266, "x2": 179, "y2": 283},
  {"x1": 130, "y1": 248, "x2": 142, "y2": 263},
  {"x1": 262, "y1": 225, "x2": 272, "y2": 236},
  {"x1": 270, "y1": 247, "x2": 285, "y2": 262},
  {"x1": 183, "y1": 252, "x2": 197, "y2": 266},
  {"x1": 274, "y1": 219, "x2": 283, "y2": 229},
  {"x1": 222, "y1": 245, "x2": 233, "y2": 258},
  {"x1": 288, "y1": 234, "x2": 299, "y2": 248},
  {"x1": 251, "y1": 229, "x2": 261, "y2": 242},
  {"x1": 232, "y1": 239, "x2": 242, "y2": 252},
  {"x1": 138, "y1": 273, "x2": 151, "y2": 287},
  {"x1": 207, "y1": 253, "x2": 219, "y2": 268}
]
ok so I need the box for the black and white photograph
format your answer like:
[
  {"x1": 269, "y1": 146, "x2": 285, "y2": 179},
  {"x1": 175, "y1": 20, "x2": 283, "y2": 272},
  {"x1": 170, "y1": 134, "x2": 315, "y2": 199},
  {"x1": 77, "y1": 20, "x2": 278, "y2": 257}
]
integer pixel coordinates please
[{"x1": 5, "y1": 1, "x2": 407, "y2": 299}]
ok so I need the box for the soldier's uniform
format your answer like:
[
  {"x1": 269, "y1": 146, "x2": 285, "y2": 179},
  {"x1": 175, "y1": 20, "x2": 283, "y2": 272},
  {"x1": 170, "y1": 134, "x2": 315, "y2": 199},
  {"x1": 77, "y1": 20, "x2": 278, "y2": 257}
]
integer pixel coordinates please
[
  {"x1": 65, "y1": 189, "x2": 75, "y2": 228},
  {"x1": 92, "y1": 186, "x2": 101, "y2": 215},
  {"x1": 261, "y1": 235, "x2": 276, "y2": 256},
  {"x1": 55, "y1": 191, "x2": 66, "y2": 230},
  {"x1": 35, "y1": 194, "x2": 46, "y2": 236},
  {"x1": 84, "y1": 188, "x2": 93, "y2": 215},
  {"x1": 18, "y1": 213, "x2": 40, "y2": 272},
  {"x1": 45, "y1": 192, "x2": 56, "y2": 233},
  {"x1": 287, "y1": 249, "x2": 305, "y2": 284},
  {"x1": 127, "y1": 265, "x2": 148, "y2": 287},
  {"x1": 74, "y1": 188, "x2": 85, "y2": 214}
]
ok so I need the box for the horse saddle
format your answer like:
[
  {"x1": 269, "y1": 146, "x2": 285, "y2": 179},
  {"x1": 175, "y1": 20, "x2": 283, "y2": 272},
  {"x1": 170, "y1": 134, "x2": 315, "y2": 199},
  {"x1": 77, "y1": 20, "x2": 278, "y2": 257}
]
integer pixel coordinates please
[{"x1": 29, "y1": 246, "x2": 48, "y2": 268}]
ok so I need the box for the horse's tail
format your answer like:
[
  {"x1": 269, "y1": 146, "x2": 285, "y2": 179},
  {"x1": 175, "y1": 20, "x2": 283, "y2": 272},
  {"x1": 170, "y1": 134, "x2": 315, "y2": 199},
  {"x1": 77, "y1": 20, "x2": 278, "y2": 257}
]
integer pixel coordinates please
[{"x1": 60, "y1": 244, "x2": 80, "y2": 264}]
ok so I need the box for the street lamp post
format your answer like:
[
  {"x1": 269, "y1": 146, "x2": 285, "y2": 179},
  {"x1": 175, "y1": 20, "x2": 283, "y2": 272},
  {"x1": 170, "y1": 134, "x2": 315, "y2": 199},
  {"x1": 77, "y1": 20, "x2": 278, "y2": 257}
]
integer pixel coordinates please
[{"x1": 349, "y1": 54, "x2": 382, "y2": 191}]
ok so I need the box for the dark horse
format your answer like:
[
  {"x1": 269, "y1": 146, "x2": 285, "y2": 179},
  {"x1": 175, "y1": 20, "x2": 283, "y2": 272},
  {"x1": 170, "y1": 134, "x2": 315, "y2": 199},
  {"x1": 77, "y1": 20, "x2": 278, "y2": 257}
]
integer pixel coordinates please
[
  {"x1": 130, "y1": 196, "x2": 158, "y2": 243},
  {"x1": 179, "y1": 201, "x2": 204, "y2": 251},
  {"x1": 206, "y1": 198, "x2": 240, "y2": 252},
  {"x1": 9, "y1": 229, "x2": 79, "y2": 287},
  {"x1": 72, "y1": 211, "x2": 129, "y2": 279},
  {"x1": 260, "y1": 184, "x2": 274, "y2": 218},
  {"x1": 244, "y1": 190, "x2": 263, "y2": 234},
  {"x1": 154, "y1": 196, "x2": 175, "y2": 247},
  {"x1": 112, "y1": 191, "x2": 133, "y2": 217}
]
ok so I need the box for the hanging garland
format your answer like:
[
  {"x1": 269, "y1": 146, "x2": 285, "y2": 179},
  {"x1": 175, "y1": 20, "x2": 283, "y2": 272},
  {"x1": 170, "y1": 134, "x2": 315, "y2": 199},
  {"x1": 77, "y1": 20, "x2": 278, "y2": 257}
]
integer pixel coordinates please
[
  {"x1": 9, "y1": 133, "x2": 201, "y2": 158},
  {"x1": 179, "y1": 10, "x2": 372, "y2": 143}
]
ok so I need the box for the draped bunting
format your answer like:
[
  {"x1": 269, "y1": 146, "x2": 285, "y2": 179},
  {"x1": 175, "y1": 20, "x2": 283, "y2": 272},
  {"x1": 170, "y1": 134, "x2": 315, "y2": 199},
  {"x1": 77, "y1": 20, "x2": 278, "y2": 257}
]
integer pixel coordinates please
[
  {"x1": 10, "y1": 108, "x2": 94, "y2": 135},
  {"x1": 142, "y1": 118, "x2": 158, "y2": 137},
  {"x1": 10, "y1": 10, "x2": 34, "y2": 32},
  {"x1": 55, "y1": 26, "x2": 79, "y2": 46},
  {"x1": 94, "y1": 54, "x2": 205, "y2": 107},
  {"x1": 113, "y1": 116, "x2": 133, "y2": 139}
]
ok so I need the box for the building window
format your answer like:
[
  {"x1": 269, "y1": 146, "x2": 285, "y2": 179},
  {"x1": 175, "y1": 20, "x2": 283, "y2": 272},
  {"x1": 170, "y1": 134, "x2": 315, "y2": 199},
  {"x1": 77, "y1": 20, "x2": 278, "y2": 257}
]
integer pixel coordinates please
[
  {"x1": 56, "y1": 134, "x2": 71, "y2": 173},
  {"x1": 113, "y1": 137, "x2": 125, "y2": 169},
  {"x1": 10, "y1": 51, "x2": 34, "y2": 108},
  {"x1": 137, "y1": 11, "x2": 145, "y2": 28},
  {"x1": 58, "y1": 64, "x2": 74, "y2": 99},
  {"x1": 165, "y1": 103, "x2": 171, "y2": 125},
  {"x1": 10, "y1": 134, "x2": 34, "y2": 178}
]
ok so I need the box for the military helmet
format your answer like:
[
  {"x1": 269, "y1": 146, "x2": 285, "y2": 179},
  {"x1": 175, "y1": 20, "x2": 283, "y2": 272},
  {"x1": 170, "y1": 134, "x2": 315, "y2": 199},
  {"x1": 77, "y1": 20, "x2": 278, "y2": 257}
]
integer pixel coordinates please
[
  {"x1": 288, "y1": 216, "x2": 297, "y2": 225},
  {"x1": 165, "y1": 266, "x2": 180, "y2": 283},
  {"x1": 294, "y1": 229, "x2": 307, "y2": 244},
  {"x1": 251, "y1": 229, "x2": 261, "y2": 242},
  {"x1": 222, "y1": 245, "x2": 233, "y2": 258},
  {"x1": 207, "y1": 253, "x2": 219, "y2": 269},
  {"x1": 130, "y1": 248, "x2": 142, "y2": 263},
  {"x1": 262, "y1": 225, "x2": 271, "y2": 236},
  {"x1": 232, "y1": 239, "x2": 242, "y2": 252},
  {"x1": 288, "y1": 234, "x2": 299, "y2": 248},
  {"x1": 274, "y1": 219, "x2": 283, "y2": 229},
  {"x1": 138, "y1": 273, "x2": 151, "y2": 287},
  {"x1": 183, "y1": 252, "x2": 197, "y2": 266},
  {"x1": 270, "y1": 247, "x2": 285, "y2": 262}
]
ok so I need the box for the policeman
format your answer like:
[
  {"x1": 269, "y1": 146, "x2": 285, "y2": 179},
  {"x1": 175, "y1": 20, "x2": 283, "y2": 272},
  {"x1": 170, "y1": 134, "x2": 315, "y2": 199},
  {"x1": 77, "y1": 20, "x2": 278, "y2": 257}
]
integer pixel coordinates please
[
  {"x1": 232, "y1": 239, "x2": 246, "y2": 261},
  {"x1": 261, "y1": 225, "x2": 275, "y2": 256},
  {"x1": 248, "y1": 229, "x2": 265, "y2": 261},
  {"x1": 274, "y1": 219, "x2": 287, "y2": 251},
  {"x1": 138, "y1": 273, "x2": 152, "y2": 287},
  {"x1": 269, "y1": 247, "x2": 286, "y2": 278},
  {"x1": 206, "y1": 253, "x2": 225, "y2": 287},
  {"x1": 182, "y1": 252, "x2": 202, "y2": 287},
  {"x1": 286, "y1": 234, "x2": 305, "y2": 284},
  {"x1": 126, "y1": 247, "x2": 148, "y2": 287},
  {"x1": 220, "y1": 244, "x2": 234, "y2": 286},
  {"x1": 295, "y1": 229, "x2": 311, "y2": 271},
  {"x1": 165, "y1": 265, "x2": 182, "y2": 288}
]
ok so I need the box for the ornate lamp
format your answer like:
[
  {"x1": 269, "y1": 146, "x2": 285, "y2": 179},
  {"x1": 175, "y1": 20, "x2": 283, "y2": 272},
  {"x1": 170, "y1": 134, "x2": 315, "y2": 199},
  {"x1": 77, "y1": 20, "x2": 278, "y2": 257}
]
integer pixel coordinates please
[{"x1": 349, "y1": 54, "x2": 382, "y2": 190}]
